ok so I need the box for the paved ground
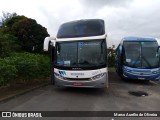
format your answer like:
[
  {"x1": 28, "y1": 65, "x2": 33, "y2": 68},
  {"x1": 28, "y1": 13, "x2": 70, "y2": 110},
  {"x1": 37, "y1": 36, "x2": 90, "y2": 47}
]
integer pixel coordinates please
[{"x1": 0, "y1": 72, "x2": 160, "y2": 120}]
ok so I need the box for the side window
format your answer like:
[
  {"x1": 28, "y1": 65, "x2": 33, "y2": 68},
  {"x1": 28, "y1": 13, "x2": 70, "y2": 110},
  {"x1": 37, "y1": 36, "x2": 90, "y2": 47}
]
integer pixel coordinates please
[{"x1": 122, "y1": 46, "x2": 126, "y2": 65}]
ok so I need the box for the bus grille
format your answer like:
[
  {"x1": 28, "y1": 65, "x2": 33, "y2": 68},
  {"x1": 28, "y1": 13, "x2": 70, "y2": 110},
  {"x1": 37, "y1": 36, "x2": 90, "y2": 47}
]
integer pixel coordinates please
[
  {"x1": 65, "y1": 78, "x2": 91, "y2": 81},
  {"x1": 130, "y1": 71, "x2": 152, "y2": 75}
]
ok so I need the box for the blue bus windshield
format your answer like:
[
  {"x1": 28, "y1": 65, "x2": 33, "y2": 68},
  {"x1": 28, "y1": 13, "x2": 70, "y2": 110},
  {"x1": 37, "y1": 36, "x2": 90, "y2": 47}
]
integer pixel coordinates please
[
  {"x1": 124, "y1": 41, "x2": 159, "y2": 68},
  {"x1": 57, "y1": 19, "x2": 105, "y2": 38}
]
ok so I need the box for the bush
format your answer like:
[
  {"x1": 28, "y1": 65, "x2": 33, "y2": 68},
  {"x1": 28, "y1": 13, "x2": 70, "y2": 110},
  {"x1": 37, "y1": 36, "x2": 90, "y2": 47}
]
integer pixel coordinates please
[
  {"x1": 0, "y1": 52, "x2": 50, "y2": 86},
  {"x1": 0, "y1": 59, "x2": 17, "y2": 86},
  {"x1": 8, "y1": 52, "x2": 50, "y2": 81},
  {"x1": 108, "y1": 55, "x2": 115, "y2": 67}
]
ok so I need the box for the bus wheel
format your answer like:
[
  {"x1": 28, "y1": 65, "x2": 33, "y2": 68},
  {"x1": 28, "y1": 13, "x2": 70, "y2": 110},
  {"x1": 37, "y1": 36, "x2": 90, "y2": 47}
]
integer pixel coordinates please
[
  {"x1": 121, "y1": 76, "x2": 128, "y2": 81},
  {"x1": 143, "y1": 80, "x2": 150, "y2": 83},
  {"x1": 51, "y1": 73, "x2": 55, "y2": 85}
]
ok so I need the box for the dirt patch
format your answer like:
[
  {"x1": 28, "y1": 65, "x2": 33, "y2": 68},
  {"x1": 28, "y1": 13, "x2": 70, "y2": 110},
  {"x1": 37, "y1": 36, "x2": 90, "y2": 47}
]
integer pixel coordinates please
[{"x1": 0, "y1": 78, "x2": 50, "y2": 100}]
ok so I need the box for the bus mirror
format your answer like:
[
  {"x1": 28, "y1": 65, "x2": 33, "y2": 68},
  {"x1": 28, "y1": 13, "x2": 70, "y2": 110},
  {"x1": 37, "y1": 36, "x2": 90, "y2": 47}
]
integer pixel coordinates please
[
  {"x1": 50, "y1": 40, "x2": 56, "y2": 46},
  {"x1": 43, "y1": 37, "x2": 56, "y2": 51},
  {"x1": 157, "y1": 46, "x2": 160, "y2": 53},
  {"x1": 107, "y1": 33, "x2": 111, "y2": 37}
]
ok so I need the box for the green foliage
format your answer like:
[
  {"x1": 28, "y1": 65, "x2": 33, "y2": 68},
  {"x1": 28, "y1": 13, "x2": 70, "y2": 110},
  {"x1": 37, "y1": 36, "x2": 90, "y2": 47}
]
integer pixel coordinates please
[
  {"x1": 0, "y1": 12, "x2": 50, "y2": 86},
  {"x1": 0, "y1": 32, "x2": 19, "y2": 58},
  {"x1": 3, "y1": 15, "x2": 25, "y2": 28},
  {"x1": 3, "y1": 15, "x2": 49, "y2": 53},
  {"x1": 0, "y1": 59, "x2": 17, "y2": 86},
  {"x1": 9, "y1": 52, "x2": 50, "y2": 80},
  {"x1": 0, "y1": 53, "x2": 50, "y2": 86},
  {"x1": 0, "y1": 11, "x2": 17, "y2": 27},
  {"x1": 108, "y1": 48, "x2": 116, "y2": 67}
]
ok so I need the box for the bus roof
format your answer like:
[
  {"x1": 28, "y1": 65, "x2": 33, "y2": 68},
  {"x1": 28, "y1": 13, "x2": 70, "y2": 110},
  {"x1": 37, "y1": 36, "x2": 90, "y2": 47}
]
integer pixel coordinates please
[
  {"x1": 116, "y1": 37, "x2": 158, "y2": 49},
  {"x1": 122, "y1": 37, "x2": 157, "y2": 42},
  {"x1": 60, "y1": 19, "x2": 104, "y2": 25}
]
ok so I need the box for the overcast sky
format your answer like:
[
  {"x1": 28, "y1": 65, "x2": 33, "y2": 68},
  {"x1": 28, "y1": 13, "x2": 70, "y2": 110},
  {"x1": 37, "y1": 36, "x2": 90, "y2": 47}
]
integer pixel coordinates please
[{"x1": 0, "y1": 0, "x2": 160, "y2": 46}]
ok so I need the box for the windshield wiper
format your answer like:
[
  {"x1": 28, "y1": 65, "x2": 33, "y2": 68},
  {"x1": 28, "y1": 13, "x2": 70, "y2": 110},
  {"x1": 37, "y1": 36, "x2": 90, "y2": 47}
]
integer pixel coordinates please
[
  {"x1": 141, "y1": 54, "x2": 152, "y2": 68},
  {"x1": 132, "y1": 56, "x2": 141, "y2": 68}
]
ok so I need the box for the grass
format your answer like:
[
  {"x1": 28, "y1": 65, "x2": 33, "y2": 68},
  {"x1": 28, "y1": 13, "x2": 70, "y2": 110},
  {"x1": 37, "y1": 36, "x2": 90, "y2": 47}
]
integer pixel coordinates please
[{"x1": 108, "y1": 67, "x2": 115, "y2": 72}]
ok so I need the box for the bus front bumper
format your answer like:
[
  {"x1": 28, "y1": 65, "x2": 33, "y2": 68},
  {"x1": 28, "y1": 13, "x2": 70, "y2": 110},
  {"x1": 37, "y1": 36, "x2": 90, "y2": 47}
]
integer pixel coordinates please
[
  {"x1": 54, "y1": 74, "x2": 107, "y2": 88},
  {"x1": 123, "y1": 67, "x2": 160, "y2": 81}
]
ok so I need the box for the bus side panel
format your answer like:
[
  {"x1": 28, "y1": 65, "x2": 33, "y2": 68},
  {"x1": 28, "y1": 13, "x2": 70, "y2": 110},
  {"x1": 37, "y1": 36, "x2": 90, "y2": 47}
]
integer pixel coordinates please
[
  {"x1": 115, "y1": 45, "x2": 124, "y2": 78},
  {"x1": 50, "y1": 46, "x2": 55, "y2": 85}
]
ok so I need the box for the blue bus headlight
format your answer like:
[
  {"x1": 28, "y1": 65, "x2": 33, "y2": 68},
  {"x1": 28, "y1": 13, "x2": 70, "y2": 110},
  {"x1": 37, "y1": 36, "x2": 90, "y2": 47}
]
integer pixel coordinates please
[
  {"x1": 126, "y1": 69, "x2": 131, "y2": 72},
  {"x1": 123, "y1": 68, "x2": 131, "y2": 72},
  {"x1": 152, "y1": 70, "x2": 160, "y2": 74}
]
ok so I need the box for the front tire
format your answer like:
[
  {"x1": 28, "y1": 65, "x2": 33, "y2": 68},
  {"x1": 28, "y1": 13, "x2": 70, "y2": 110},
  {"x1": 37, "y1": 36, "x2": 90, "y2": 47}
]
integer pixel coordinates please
[{"x1": 51, "y1": 70, "x2": 55, "y2": 85}]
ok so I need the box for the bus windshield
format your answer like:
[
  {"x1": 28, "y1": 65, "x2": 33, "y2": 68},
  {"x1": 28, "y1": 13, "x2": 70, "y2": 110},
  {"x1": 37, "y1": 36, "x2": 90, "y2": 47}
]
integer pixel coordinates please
[
  {"x1": 57, "y1": 19, "x2": 105, "y2": 38},
  {"x1": 54, "y1": 39, "x2": 107, "y2": 69},
  {"x1": 124, "y1": 41, "x2": 159, "y2": 68}
]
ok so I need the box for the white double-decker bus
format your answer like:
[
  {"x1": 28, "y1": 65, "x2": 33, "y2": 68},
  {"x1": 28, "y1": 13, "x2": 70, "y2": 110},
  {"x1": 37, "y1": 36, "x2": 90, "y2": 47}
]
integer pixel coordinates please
[{"x1": 44, "y1": 19, "x2": 108, "y2": 88}]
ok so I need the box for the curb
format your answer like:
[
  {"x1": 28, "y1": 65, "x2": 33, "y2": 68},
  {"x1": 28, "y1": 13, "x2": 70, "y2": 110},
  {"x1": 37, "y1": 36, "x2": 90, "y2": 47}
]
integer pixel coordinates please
[{"x1": 0, "y1": 83, "x2": 49, "y2": 103}]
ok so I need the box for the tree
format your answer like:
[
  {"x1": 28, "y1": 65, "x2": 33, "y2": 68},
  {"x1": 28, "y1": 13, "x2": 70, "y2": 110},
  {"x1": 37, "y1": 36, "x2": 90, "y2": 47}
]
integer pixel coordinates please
[
  {"x1": 108, "y1": 48, "x2": 116, "y2": 67},
  {"x1": 0, "y1": 11, "x2": 17, "y2": 27},
  {"x1": 3, "y1": 15, "x2": 49, "y2": 53},
  {"x1": 0, "y1": 33, "x2": 19, "y2": 58}
]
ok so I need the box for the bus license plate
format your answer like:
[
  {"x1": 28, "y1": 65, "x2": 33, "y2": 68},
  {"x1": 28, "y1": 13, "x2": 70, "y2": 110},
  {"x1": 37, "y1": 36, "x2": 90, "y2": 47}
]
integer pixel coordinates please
[{"x1": 73, "y1": 82, "x2": 83, "y2": 86}]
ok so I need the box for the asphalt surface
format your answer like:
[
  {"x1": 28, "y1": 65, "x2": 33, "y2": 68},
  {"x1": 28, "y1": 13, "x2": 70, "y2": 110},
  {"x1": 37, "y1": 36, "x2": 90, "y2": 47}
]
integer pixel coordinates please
[{"x1": 0, "y1": 72, "x2": 160, "y2": 120}]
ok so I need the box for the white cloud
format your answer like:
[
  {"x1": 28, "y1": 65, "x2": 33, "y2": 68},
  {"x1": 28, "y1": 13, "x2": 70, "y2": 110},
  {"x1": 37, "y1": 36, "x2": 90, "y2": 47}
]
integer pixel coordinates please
[{"x1": 0, "y1": 0, "x2": 160, "y2": 47}]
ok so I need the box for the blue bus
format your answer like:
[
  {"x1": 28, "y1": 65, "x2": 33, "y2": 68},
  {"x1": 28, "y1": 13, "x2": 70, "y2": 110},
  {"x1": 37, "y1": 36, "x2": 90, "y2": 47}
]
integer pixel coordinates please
[{"x1": 115, "y1": 37, "x2": 160, "y2": 81}]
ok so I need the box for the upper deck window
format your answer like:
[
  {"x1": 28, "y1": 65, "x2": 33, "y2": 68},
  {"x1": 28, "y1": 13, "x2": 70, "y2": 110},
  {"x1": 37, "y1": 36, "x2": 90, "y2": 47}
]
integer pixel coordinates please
[{"x1": 57, "y1": 19, "x2": 105, "y2": 38}]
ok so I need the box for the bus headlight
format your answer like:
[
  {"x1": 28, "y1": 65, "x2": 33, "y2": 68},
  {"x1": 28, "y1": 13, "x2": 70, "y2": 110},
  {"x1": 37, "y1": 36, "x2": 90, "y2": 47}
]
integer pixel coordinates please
[
  {"x1": 124, "y1": 68, "x2": 131, "y2": 72},
  {"x1": 152, "y1": 70, "x2": 160, "y2": 74},
  {"x1": 90, "y1": 73, "x2": 105, "y2": 80},
  {"x1": 54, "y1": 73, "x2": 66, "y2": 80},
  {"x1": 126, "y1": 69, "x2": 131, "y2": 72}
]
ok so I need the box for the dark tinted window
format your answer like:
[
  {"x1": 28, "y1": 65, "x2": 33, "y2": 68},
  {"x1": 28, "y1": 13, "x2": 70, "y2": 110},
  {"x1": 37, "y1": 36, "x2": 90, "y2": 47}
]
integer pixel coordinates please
[
  {"x1": 124, "y1": 41, "x2": 159, "y2": 68},
  {"x1": 57, "y1": 19, "x2": 105, "y2": 38}
]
